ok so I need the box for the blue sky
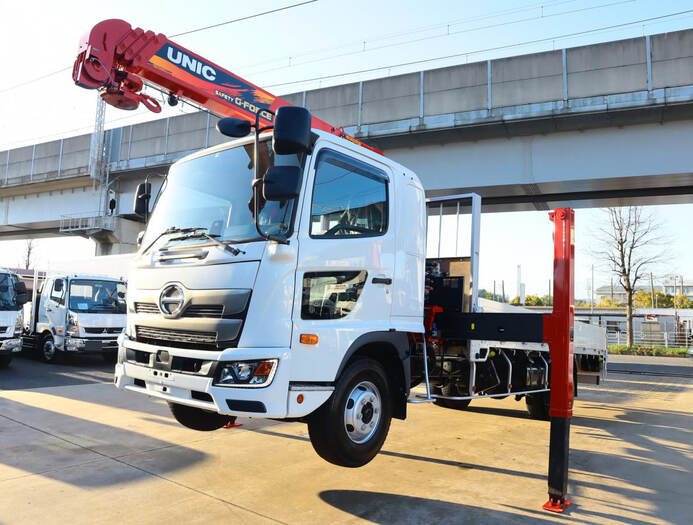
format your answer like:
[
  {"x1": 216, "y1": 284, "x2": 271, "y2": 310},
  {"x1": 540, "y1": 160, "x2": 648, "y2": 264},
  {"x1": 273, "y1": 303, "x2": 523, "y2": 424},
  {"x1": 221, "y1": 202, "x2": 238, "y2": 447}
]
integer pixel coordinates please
[{"x1": 0, "y1": 0, "x2": 692, "y2": 297}]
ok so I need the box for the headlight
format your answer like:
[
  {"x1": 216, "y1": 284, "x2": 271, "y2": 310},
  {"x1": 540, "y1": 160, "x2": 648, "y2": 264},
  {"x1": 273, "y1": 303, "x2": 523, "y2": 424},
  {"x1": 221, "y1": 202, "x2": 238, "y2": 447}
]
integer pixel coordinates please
[
  {"x1": 67, "y1": 313, "x2": 79, "y2": 336},
  {"x1": 14, "y1": 313, "x2": 23, "y2": 336},
  {"x1": 214, "y1": 359, "x2": 278, "y2": 387}
]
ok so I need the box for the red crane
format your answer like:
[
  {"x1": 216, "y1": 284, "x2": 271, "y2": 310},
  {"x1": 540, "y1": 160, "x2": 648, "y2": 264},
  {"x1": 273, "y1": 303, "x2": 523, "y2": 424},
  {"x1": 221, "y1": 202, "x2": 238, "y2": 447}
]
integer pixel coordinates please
[{"x1": 72, "y1": 19, "x2": 378, "y2": 152}]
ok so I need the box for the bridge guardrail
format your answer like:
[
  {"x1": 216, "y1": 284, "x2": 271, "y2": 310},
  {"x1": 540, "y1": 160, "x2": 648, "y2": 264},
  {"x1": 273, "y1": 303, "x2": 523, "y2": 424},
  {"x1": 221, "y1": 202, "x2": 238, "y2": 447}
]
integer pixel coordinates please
[{"x1": 59, "y1": 212, "x2": 115, "y2": 233}]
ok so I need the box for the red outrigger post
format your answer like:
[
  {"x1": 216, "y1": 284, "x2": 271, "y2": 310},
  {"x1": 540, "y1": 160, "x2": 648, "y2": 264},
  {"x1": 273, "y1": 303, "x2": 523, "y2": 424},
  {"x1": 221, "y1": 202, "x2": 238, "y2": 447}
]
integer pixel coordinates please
[{"x1": 542, "y1": 208, "x2": 575, "y2": 512}]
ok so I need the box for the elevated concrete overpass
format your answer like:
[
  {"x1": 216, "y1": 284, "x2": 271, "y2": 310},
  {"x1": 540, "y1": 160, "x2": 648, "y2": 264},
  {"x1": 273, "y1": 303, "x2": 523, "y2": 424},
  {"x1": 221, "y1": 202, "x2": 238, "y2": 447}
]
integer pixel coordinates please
[{"x1": 2, "y1": 29, "x2": 693, "y2": 251}]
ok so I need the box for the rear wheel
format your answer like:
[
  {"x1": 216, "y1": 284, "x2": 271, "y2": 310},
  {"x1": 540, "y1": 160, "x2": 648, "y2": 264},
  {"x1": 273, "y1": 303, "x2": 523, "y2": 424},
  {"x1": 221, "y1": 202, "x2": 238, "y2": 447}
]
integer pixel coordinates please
[
  {"x1": 0, "y1": 355, "x2": 12, "y2": 369},
  {"x1": 308, "y1": 358, "x2": 392, "y2": 468},
  {"x1": 432, "y1": 383, "x2": 472, "y2": 410},
  {"x1": 38, "y1": 334, "x2": 59, "y2": 363},
  {"x1": 526, "y1": 391, "x2": 550, "y2": 420},
  {"x1": 168, "y1": 402, "x2": 236, "y2": 431}
]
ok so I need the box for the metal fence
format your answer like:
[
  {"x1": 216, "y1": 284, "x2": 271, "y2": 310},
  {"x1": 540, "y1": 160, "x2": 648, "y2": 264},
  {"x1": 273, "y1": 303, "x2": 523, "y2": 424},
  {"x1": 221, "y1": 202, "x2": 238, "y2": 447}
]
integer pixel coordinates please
[{"x1": 607, "y1": 330, "x2": 693, "y2": 348}]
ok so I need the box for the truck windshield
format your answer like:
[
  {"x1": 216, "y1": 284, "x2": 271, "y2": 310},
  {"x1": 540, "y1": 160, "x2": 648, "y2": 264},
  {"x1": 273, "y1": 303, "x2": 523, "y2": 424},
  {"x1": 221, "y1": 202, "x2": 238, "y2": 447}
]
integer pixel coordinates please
[
  {"x1": 141, "y1": 139, "x2": 303, "y2": 251},
  {"x1": 68, "y1": 280, "x2": 126, "y2": 314},
  {"x1": 0, "y1": 273, "x2": 19, "y2": 311}
]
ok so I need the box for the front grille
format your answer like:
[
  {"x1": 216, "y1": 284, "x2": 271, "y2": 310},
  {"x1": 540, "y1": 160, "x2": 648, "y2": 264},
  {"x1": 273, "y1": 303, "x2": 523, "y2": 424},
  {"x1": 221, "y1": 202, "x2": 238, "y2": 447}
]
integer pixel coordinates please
[
  {"x1": 84, "y1": 327, "x2": 122, "y2": 334},
  {"x1": 134, "y1": 325, "x2": 229, "y2": 350},
  {"x1": 135, "y1": 302, "x2": 159, "y2": 314},
  {"x1": 183, "y1": 305, "x2": 224, "y2": 318},
  {"x1": 135, "y1": 302, "x2": 224, "y2": 319}
]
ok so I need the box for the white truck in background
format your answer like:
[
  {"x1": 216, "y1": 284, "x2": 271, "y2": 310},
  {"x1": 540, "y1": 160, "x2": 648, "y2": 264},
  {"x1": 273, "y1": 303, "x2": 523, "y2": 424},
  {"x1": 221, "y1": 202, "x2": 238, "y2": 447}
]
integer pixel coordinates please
[
  {"x1": 0, "y1": 269, "x2": 27, "y2": 368},
  {"x1": 24, "y1": 274, "x2": 127, "y2": 363}
]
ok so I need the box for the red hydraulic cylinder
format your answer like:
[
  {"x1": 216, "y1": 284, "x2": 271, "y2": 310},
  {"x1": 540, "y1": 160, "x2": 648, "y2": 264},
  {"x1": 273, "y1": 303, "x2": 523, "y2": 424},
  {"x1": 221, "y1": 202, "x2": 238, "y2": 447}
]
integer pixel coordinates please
[{"x1": 542, "y1": 208, "x2": 575, "y2": 513}]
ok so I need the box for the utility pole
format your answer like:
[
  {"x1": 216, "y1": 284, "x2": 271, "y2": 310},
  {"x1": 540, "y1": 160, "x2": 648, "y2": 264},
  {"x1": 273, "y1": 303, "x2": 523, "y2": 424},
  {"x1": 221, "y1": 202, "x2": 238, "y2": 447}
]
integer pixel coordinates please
[
  {"x1": 493, "y1": 280, "x2": 496, "y2": 302},
  {"x1": 502, "y1": 280, "x2": 506, "y2": 303},
  {"x1": 610, "y1": 277, "x2": 614, "y2": 303},
  {"x1": 649, "y1": 272, "x2": 655, "y2": 309},
  {"x1": 591, "y1": 265, "x2": 594, "y2": 313},
  {"x1": 673, "y1": 275, "x2": 678, "y2": 320}
]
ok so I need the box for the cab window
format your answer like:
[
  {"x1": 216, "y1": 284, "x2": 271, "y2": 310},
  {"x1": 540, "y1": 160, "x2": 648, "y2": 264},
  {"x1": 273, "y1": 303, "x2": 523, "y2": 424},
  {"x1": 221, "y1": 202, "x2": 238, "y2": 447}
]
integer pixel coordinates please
[{"x1": 310, "y1": 150, "x2": 388, "y2": 238}]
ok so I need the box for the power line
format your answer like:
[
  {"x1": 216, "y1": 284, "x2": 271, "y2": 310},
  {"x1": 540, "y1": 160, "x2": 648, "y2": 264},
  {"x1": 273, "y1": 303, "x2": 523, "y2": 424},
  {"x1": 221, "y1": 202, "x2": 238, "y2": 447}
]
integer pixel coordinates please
[
  {"x1": 266, "y1": 8, "x2": 693, "y2": 89},
  {"x1": 170, "y1": 0, "x2": 318, "y2": 37},
  {"x1": 238, "y1": 0, "x2": 578, "y2": 73},
  {"x1": 0, "y1": 66, "x2": 71, "y2": 94},
  {"x1": 249, "y1": 0, "x2": 632, "y2": 78},
  {"x1": 0, "y1": 1, "x2": 318, "y2": 95}
]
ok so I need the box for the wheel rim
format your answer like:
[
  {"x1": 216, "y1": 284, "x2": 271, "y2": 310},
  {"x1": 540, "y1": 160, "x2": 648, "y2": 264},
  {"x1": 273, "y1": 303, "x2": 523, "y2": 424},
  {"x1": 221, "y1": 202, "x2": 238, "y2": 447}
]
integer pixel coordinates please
[
  {"x1": 43, "y1": 339, "x2": 55, "y2": 360},
  {"x1": 343, "y1": 380, "x2": 381, "y2": 444}
]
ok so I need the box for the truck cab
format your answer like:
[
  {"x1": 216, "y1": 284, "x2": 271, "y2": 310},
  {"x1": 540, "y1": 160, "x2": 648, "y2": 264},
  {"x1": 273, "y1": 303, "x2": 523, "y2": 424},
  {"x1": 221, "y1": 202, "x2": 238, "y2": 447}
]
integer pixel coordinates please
[
  {"x1": 0, "y1": 269, "x2": 27, "y2": 368},
  {"x1": 32, "y1": 275, "x2": 127, "y2": 362},
  {"x1": 116, "y1": 111, "x2": 426, "y2": 467}
]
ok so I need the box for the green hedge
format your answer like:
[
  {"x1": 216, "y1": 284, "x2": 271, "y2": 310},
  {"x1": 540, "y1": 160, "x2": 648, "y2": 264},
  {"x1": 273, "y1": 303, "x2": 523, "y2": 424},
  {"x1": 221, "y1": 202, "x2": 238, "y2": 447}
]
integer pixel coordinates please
[{"x1": 608, "y1": 345, "x2": 690, "y2": 357}]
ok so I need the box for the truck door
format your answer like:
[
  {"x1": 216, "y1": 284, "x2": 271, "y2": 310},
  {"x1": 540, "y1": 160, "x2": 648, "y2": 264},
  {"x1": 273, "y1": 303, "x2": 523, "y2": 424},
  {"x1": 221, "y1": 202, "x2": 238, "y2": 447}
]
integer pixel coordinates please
[
  {"x1": 291, "y1": 145, "x2": 395, "y2": 382},
  {"x1": 45, "y1": 278, "x2": 67, "y2": 332}
]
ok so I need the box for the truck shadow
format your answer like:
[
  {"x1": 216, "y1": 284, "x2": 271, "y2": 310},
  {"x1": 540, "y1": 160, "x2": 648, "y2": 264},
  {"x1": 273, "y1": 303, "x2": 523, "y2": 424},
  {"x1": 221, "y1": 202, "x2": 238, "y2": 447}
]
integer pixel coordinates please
[
  {"x1": 0, "y1": 397, "x2": 206, "y2": 488},
  {"x1": 318, "y1": 490, "x2": 556, "y2": 524}
]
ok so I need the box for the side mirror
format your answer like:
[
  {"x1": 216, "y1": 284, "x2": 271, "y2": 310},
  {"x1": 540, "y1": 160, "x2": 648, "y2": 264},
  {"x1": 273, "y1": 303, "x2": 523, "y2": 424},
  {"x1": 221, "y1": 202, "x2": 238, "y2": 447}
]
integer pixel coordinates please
[
  {"x1": 136, "y1": 230, "x2": 145, "y2": 247},
  {"x1": 263, "y1": 166, "x2": 302, "y2": 201},
  {"x1": 273, "y1": 106, "x2": 312, "y2": 155},
  {"x1": 54, "y1": 279, "x2": 64, "y2": 293},
  {"x1": 217, "y1": 118, "x2": 252, "y2": 138},
  {"x1": 134, "y1": 182, "x2": 151, "y2": 217},
  {"x1": 14, "y1": 281, "x2": 28, "y2": 305}
]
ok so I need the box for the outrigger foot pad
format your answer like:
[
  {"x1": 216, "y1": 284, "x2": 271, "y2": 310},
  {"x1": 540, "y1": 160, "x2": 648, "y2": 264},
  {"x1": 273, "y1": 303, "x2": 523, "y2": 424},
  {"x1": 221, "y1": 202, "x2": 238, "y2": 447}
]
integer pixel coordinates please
[
  {"x1": 542, "y1": 497, "x2": 572, "y2": 513},
  {"x1": 223, "y1": 421, "x2": 243, "y2": 429}
]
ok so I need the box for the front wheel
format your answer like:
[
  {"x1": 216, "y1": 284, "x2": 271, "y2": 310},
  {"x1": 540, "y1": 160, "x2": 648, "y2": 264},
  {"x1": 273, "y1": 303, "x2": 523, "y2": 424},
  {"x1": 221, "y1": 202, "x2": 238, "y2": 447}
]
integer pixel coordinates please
[
  {"x1": 38, "y1": 334, "x2": 59, "y2": 363},
  {"x1": 0, "y1": 355, "x2": 12, "y2": 369},
  {"x1": 168, "y1": 402, "x2": 236, "y2": 431},
  {"x1": 308, "y1": 357, "x2": 392, "y2": 468}
]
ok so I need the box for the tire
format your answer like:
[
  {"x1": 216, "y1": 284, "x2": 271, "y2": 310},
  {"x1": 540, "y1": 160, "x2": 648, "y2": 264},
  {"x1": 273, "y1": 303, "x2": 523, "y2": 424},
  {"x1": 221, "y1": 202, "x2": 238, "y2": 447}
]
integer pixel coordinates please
[
  {"x1": 307, "y1": 357, "x2": 392, "y2": 468},
  {"x1": 433, "y1": 383, "x2": 471, "y2": 410},
  {"x1": 38, "y1": 334, "x2": 59, "y2": 363},
  {"x1": 526, "y1": 391, "x2": 550, "y2": 420},
  {"x1": 0, "y1": 355, "x2": 12, "y2": 369},
  {"x1": 168, "y1": 402, "x2": 236, "y2": 431}
]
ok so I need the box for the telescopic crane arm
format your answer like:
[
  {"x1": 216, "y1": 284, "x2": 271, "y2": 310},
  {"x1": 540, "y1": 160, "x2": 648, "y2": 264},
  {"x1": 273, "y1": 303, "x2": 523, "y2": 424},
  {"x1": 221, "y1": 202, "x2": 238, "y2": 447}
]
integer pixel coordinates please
[{"x1": 73, "y1": 19, "x2": 376, "y2": 151}]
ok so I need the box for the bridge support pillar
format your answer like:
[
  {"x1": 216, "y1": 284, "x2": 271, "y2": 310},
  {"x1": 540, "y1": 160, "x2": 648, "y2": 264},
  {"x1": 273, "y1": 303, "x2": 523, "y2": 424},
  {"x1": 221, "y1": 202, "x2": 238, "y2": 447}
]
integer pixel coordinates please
[{"x1": 93, "y1": 217, "x2": 142, "y2": 256}]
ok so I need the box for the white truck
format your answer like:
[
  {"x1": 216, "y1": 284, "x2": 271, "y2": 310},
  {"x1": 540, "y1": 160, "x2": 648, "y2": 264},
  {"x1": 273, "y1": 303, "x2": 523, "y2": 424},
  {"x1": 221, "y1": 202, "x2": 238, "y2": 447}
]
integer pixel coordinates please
[
  {"x1": 24, "y1": 274, "x2": 127, "y2": 363},
  {"x1": 0, "y1": 269, "x2": 27, "y2": 368},
  {"x1": 114, "y1": 107, "x2": 607, "y2": 467}
]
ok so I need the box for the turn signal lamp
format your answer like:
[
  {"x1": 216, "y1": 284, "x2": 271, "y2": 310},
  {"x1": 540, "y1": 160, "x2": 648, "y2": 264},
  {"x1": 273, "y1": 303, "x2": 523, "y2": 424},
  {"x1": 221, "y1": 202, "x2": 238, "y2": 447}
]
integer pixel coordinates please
[{"x1": 300, "y1": 334, "x2": 319, "y2": 345}]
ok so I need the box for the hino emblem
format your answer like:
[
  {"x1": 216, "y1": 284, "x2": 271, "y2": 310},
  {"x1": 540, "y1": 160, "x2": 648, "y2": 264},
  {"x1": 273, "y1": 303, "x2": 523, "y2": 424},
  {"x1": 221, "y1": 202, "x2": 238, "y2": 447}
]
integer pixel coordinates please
[{"x1": 159, "y1": 284, "x2": 185, "y2": 318}]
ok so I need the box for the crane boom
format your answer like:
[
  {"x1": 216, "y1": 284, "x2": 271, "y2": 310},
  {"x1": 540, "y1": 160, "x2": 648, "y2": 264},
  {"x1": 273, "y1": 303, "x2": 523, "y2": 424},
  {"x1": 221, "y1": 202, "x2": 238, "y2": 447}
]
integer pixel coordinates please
[{"x1": 73, "y1": 19, "x2": 377, "y2": 151}]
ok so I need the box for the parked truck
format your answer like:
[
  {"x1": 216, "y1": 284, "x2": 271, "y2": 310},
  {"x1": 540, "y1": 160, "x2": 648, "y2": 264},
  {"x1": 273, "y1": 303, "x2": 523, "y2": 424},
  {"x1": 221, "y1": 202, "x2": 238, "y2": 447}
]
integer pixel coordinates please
[
  {"x1": 23, "y1": 274, "x2": 127, "y2": 363},
  {"x1": 0, "y1": 269, "x2": 27, "y2": 368},
  {"x1": 73, "y1": 20, "x2": 606, "y2": 473}
]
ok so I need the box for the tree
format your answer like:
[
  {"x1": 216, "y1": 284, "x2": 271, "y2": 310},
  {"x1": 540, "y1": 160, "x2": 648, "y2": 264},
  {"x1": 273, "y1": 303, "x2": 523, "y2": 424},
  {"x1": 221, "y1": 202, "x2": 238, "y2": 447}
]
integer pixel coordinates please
[
  {"x1": 524, "y1": 295, "x2": 545, "y2": 306},
  {"x1": 675, "y1": 294, "x2": 693, "y2": 309},
  {"x1": 19, "y1": 239, "x2": 34, "y2": 270},
  {"x1": 633, "y1": 290, "x2": 651, "y2": 308},
  {"x1": 594, "y1": 207, "x2": 664, "y2": 347}
]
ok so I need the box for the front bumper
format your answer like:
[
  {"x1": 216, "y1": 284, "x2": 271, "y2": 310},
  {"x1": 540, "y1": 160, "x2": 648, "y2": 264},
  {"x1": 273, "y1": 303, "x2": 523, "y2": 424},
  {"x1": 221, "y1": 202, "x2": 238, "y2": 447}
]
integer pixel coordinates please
[
  {"x1": 115, "y1": 335, "x2": 332, "y2": 419},
  {"x1": 0, "y1": 338, "x2": 22, "y2": 355},
  {"x1": 64, "y1": 336, "x2": 119, "y2": 353}
]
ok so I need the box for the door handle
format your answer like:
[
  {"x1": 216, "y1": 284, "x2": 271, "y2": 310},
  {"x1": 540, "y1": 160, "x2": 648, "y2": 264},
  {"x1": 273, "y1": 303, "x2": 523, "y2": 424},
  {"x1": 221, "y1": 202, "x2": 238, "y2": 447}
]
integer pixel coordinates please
[{"x1": 372, "y1": 277, "x2": 392, "y2": 285}]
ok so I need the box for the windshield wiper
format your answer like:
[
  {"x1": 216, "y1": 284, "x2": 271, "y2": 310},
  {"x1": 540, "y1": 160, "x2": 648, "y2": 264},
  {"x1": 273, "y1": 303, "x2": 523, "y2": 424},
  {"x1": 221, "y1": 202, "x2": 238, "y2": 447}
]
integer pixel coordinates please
[
  {"x1": 141, "y1": 226, "x2": 206, "y2": 254},
  {"x1": 167, "y1": 231, "x2": 246, "y2": 256}
]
